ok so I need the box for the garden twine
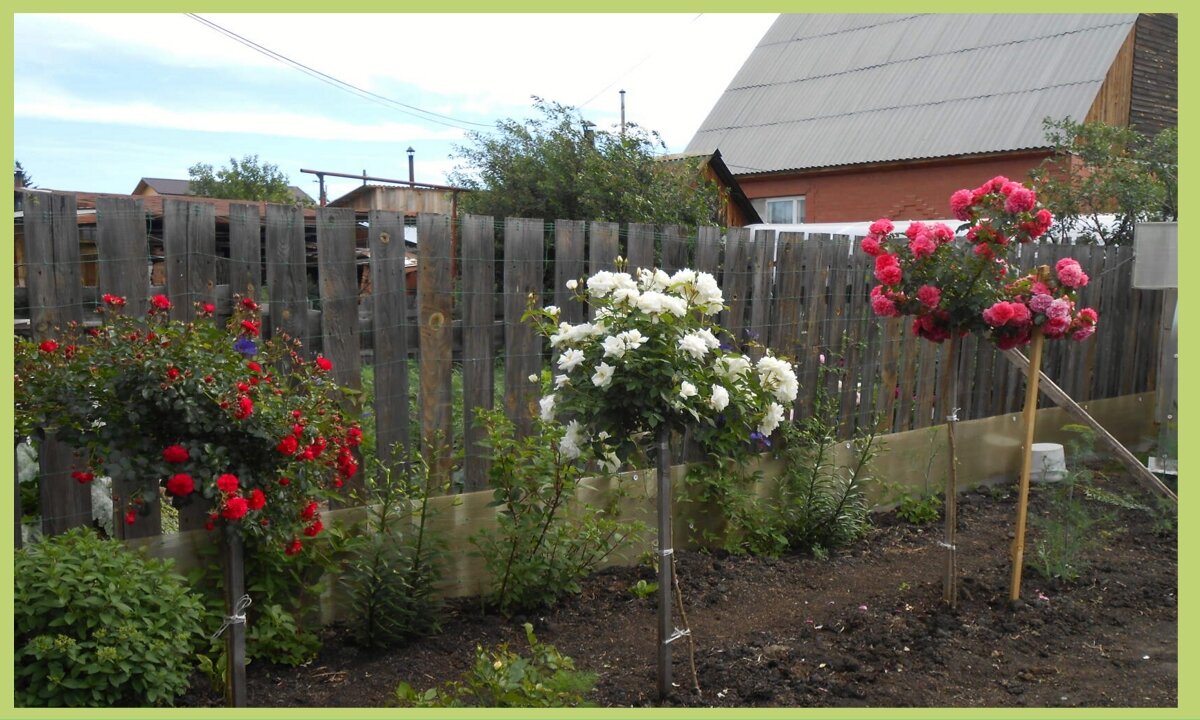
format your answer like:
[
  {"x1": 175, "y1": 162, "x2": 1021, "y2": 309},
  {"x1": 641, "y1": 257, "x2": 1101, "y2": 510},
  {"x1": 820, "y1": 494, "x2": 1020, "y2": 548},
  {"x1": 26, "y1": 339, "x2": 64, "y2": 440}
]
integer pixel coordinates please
[{"x1": 210, "y1": 594, "x2": 252, "y2": 641}]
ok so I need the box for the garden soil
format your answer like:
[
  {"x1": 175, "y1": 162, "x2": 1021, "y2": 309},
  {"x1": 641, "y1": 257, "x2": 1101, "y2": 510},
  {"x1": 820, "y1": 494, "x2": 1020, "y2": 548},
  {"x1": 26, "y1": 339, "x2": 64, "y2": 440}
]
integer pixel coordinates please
[{"x1": 179, "y1": 478, "x2": 1177, "y2": 709}]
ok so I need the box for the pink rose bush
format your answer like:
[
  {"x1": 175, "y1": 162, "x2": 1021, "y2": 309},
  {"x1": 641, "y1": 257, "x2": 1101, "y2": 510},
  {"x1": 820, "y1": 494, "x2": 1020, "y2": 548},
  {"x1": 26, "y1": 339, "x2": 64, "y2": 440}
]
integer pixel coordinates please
[{"x1": 862, "y1": 176, "x2": 1098, "y2": 351}]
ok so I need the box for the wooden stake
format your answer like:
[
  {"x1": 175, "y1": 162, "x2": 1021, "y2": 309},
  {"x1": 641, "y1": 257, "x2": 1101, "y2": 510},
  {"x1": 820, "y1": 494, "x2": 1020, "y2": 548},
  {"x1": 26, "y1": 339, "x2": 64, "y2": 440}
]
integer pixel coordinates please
[
  {"x1": 941, "y1": 336, "x2": 961, "y2": 607},
  {"x1": 655, "y1": 426, "x2": 673, "y2": 701},
  {"x1": 222, "y1": 529, "x2": 248, "y2": 707},
  {"x1": 1009, "y1": 326, "x2": 1046, "y2": 603}
]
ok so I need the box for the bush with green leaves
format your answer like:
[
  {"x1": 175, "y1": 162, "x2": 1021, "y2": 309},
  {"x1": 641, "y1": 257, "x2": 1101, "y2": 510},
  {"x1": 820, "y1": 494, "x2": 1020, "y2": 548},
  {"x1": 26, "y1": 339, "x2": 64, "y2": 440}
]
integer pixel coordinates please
[
  {"x1": 394, "y1": 623, "x2": 596, "y2": 708},
  {"x1": 470, "y1": 408, "x2": 640, "y2": 616},
  {"x1": 15, "y1": 527, "x2": 206, "y2": 707},
  {"x1": 341, "y1": 447, "x2": 447, "y2": 647}
]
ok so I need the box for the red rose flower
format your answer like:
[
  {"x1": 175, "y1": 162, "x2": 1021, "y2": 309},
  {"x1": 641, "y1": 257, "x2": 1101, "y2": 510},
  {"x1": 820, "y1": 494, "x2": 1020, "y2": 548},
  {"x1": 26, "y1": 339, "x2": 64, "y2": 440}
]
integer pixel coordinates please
[
  {"x1": 277, "y1": 435, "x2": 299, "y2": 455},
  {"x1": 102, "y1": 293, "x2": 127, "y2": 307},
  {"x1": 241, "y1": 297, "x2": 259, "y2": 311},
  {"x1": 200, "y1": 302, "x2": 216, "y2": 315},
  {"x1": 278, "y1": 476, "x2": 291, "y2": 486},
  {"x1": 163, "y1": 444, "x2": 190, "y2": 464},
  {"x1": 166, "y1": 367, "x2": 180, "y2": 380},
  {"x1": 151, "y1": 294, "x2": 172, "y2": 311},
  {"x1": 301, "y1": 501, "x2": 319, "y2": 520},
  {"x1": 248, "y1": 488, "x2": 266, "y2": 511},
  {"x1": 234, "y1": 395, "x2": 254, "y2": 419},
  {"x1": 216, "y1": 473, "x2": 240, "y2": 493},
  {"x1": 303, "y1": 519, "x2": 324, "y2": 537},
  {"x1": 241, "y1": 320, "x2": 261, "y2": 337},
  {"x1": 346, "y1": 428, "x2": 363, "y2": 447},
  {"x1": 71, "y1": 470, "x2": 94, "y2": 484},
  {"x1": 222, "y1": 496, "x2": 249, "y2": 521},
  {"x1": 285, "y1": 538, "x2": 303, "y2": 556},
  {"x1": 166, "y1": 473, "x2": 195, "y2": 496},
  {"x1": 125, "y1": 510, "x2": 138, "y2": 525},
  {"x1": 315, "y1": 356, "x2": 333, "y2": 372},
  {"x1": 247, "y1": 361, "x2": 262, "y2": 374},
  {"x1": 39, "y1": 340, "x2": 59, "y2": 353}
]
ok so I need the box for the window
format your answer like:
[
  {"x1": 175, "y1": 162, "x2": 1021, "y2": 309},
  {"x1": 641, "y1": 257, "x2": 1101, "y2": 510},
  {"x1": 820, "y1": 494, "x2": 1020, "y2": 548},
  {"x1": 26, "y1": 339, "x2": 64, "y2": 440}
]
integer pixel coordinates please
[{"x1": 762, "y1": 196, "x2": 806, "y2": 224}]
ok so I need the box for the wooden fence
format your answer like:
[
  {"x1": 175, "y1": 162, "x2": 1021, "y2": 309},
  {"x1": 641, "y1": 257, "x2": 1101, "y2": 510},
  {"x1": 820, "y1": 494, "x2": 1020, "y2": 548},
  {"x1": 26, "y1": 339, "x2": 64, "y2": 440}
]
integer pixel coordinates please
[{"x1": 14, "y1": 192, "x2": 1165, "y2": 542}]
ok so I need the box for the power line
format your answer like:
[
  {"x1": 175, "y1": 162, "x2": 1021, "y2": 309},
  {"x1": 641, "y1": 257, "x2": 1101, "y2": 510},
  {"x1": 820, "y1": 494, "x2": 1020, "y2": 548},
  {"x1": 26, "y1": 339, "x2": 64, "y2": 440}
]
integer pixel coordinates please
[
  {"x1": 577, "y1": 13, "x2": 705, "y2": 110},
  {"x1": 184, "y1": 13, "x2": 494, "y2": 132}
]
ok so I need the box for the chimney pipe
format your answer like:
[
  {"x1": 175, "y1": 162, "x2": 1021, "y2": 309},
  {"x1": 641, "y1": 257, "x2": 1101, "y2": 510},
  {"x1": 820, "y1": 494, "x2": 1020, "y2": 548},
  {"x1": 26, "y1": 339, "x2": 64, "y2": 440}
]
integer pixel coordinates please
[{"x1": 407, "y1": 147, "x2": 415, "y2": 183}]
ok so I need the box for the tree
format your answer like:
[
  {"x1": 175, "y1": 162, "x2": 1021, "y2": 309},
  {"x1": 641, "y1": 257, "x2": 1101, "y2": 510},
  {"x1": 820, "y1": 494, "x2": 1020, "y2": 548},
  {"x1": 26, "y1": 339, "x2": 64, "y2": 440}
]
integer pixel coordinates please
[
  {"x1": 449, "y1": 98, "x2": 720, "y2": 226},
  {"x1": 1029, "y1": 118, "x2": 1177, "y2": 245},
  {"x1": 188, "y1": 154, "x2": 305, "y2": 204},
  {"x1": 14, "y1": 160, "x2": 34, "y2": 188}
]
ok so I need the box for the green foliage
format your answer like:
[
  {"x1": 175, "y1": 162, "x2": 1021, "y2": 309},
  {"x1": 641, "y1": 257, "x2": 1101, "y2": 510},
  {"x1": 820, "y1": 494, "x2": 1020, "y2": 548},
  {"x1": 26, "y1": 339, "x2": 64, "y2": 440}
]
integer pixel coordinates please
[
  {"x1": 450, "y1": 97, "x2": 720, "y2": 226},
  {"x1": 15, "y1": 528, "x2": 205, "y2": 707},
  {"x1": 341, "y1": 447, "x2": 447, "y2": 647},
  {"x1": 629, "y1": 579, "x2": 658, "y2": 599},
  {"x1": 895, "y1": 492, "x2": 943, "y2": 525},
  {"x1": 393, "y1": 623, "x2": 596, "y2": 708},
  {"x1": 188, "y1": 154, "x2": 306, "y2": 205},
  {"x1": 470, "y1": 408, "x2": 641, "y2": 616},
  {"x1": 1030, "y1": 117, "x2": 1177, "y2": 244},
  {"x1": 15, "y1": 159, "x2": 34, "y2": 187},
  {"x1": 684, "y1": 360, "x2": 876, "y2": 557}
]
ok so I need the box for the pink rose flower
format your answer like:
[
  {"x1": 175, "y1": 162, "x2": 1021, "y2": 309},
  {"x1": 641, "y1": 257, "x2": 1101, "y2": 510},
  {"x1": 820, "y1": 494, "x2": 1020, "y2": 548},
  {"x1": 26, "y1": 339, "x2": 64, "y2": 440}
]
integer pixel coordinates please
[
  {"x1": 869, "y1": 218, "x2": 894, "y2": 236},
  {"x1": 950, "y1": 189, "x2": 973, "y2": 220},
  {"x1": 931, "y1": 223, "x2": 955, "y2": 243},
  {"x1": 871, "y1": 294, "x2": 899, "y2": 317},
  {"x1": 909, "y1": 234, "x2": 936, "y2": 259},
  {"x1": 1055, "y1": 258, "x2": 1089, "y2": 288},
  {"x1": 1046, "y1": 298, "x2": 1072, "y2": 321},
  {"x1": 1077, "y1": 307, "x2": 1099, "y2": 325},
  {"x1": 1008, "y1": 302, "x2": 1032, "y2": 326},
  {"x1": 1004, "y1": 187, "x2": 1036, "y2": 213},
  {"x1": 1029, "y1": 293, "x2": 1054, "y2": 314},
  {"x1": 983, "y1": 301, "x2": 1014, "y2": 326},
  {"x1": 877, "y1": 264, "x2": 901, "y2": 285},
  {"x1": 1044, "y1": 316, "x2": 1071, "y2": 337},
  {"x1": 916, "y1": 285, "x2": 941, "y2": 308},
  {"x1": 860, "y1": 235, "x2": 882, "y2": 256},
  {"x1": 1071, "y1": 325, "x2": 1096, "y2": 342}
]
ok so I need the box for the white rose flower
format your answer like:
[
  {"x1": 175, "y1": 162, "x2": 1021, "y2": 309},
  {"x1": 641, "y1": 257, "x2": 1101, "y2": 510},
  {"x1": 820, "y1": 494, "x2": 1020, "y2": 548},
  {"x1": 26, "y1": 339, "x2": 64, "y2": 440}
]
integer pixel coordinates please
[
  {"x1": 695, "y1": 272, "x2": 724, "y2": 314},
  {"x1": 661, "y1": 295, "x2": 688, "y2": 317},
  {"x1": 756, "y1": 355, "x2": 800, "y2": 404},
  {"x1": 592, "y1": 362, "x2": 615, "y2": 388},
  {"x1": 529, "y1": 374, "x2": 540, "y2": 383},
  {"x1": 696, "y1": 328, "x2": 720, "y2": 349},
  {"x1": 539, "y1": 393, "x2": 556, "y2": 421},
  {"x1": 565, "y1": 279, "x2": 578, "y2": 290},
  {"x1": 555, "y1": 373, "x2": 570, "y2": 388},
  {"x1": 716, "y1": 355, "x2": 752, "y2": 380},
  {"x1": 636, "y1": 291, "x2": 667, "y2": 315},
  {"x1": 559, "y1": 420, "x2": 585, "y2": 460},
  {"x1": 587, "y1": 271, "x2": 617, "y2": 298},
  {"x1": 557, "y1": 348, "x2": 585, "y2": 372},
  {"x1": 600, "y1": 451, "x2": 621, "y2": 474},
  {"x1": 679, "y1": 381, "x2": 698, "y2": 399},
  {"x1": 611, "y1": 286, "x2": 641, "y2": 307},
  {"x1": 602, "y1": 335, "x2": 626, "y2": 359},
  {"x1": 678, "y1": 333, "x2": 709, "y2": 360},
  {"x1": 758, "y1": 402, "x2": 786, "y2": 436},
  {"x1": 618, "y1": 329, "x2": 646, "y2": 350},
  {"x1": 544, "y1": 305, "x2": 559, "y2": 316},
  {"x1": 709, "y1": 384, "x2": 730, "y2": 412}
]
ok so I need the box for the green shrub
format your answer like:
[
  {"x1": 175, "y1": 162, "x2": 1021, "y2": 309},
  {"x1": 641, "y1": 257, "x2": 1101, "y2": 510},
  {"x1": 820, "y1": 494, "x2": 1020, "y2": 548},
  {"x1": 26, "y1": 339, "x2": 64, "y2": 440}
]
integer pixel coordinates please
[
  {"x1": 14, "y1": 528, "x2": 205, "y2": 707},
  {"x1": 895, "y1": 491, "x2": 943, "y2": 525},
  {"x1": 470, "y1": 408, "x2": 641, "y2": 616},
  {"x1": 394, "y1": 623, "x2": 595, "y2": 707},
  {"x1": 341, "y1": 446, "x2": 446, "y2": 647}
]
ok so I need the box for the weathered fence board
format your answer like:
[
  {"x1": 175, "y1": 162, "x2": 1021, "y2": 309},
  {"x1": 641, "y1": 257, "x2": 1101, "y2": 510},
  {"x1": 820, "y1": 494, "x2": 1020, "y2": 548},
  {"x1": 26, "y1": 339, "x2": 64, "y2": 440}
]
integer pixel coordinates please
[
  {"x1": 661, "y1": 225, "x2": 687, "y2": 275},
  {"x1": 462, "y1": 215, "x2": 497, "y2": 492},
  {"x1": 368, "y1": 210, "x2": 412, "y2": 469},
  {"x1": 722, "y1": 227, "x2": 751, "y2": 350},
  {"x1": 266, "y1": 204, "x2": 309, "y2": 350},
  {"x1": 228, "y1": 203, "x2": 262, "y2": 304},
  {"x1": 164, "y1": 200, "x2": 217, "y2": 324},
  {"x1": 694, "y1": 225, "x2": 721, "y2": 278},
  {"x1": 554, "y1": 220, "x2": 587, "y2": 325},
  {"x1": 589, "y1": 221, "x2": 620, "y2": 274},
  {"x1": 504, "y1": 218, "x2": 545, "y2": 438},
  {"x1": 22, "y1": 191, "x2": 92, "y2": 536},
  {"x1": 316, "y1": 208, "x2": 362, "y2": 392},
  {"x1": 96, "y1": 196, "x2": 149, "y2": 317},
  {"x1": 769, "y1": 232, "x2": 804, "y2": 359},
  {"x1": 626, "y1": 223, "x2": 655, "y2": 273},
  {"x1": 748, "y1": 229, "x2": 773, "y2": 360},
  {"x1": 418, "y1": 213, "x2": 455, "y2": 481}
]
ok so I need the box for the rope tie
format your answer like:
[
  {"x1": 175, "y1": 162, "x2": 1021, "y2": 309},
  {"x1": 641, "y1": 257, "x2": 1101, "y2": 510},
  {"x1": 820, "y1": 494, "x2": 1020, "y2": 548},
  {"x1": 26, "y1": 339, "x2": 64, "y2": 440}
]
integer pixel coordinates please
[{"x1": 210, "y1": 594, "x2": 252, "y2": 641}]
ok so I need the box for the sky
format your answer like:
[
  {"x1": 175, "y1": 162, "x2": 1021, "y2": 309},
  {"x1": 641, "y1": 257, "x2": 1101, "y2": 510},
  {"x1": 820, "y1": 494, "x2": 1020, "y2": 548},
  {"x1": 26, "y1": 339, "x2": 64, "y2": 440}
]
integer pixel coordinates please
[{"x1": 13, "y1": 13, "x2": 778, "y2": 203}]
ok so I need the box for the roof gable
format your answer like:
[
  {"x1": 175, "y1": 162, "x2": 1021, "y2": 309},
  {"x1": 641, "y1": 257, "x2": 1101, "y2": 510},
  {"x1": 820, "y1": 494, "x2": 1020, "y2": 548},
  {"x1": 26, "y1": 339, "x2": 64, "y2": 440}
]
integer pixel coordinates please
[{"x1": 687, "y1": 14, "x2": 1138, "y2": 175}]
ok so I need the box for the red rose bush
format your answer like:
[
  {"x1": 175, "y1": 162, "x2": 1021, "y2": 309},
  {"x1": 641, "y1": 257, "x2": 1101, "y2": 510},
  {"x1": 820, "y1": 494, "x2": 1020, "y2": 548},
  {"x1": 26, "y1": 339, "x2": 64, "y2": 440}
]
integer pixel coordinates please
[
  {"x1": 861, "y1": 176, "x2": 1098, "y2": 350},
  {"x1": 14, "y1": 294, "x2": 361, "y2": 554}
]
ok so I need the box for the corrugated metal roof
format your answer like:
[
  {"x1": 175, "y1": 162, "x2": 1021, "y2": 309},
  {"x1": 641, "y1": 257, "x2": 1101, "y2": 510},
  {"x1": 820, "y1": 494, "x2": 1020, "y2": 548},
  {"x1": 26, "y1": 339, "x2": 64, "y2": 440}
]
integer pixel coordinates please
[{"x1": 686, "y1": 14, "x2": 1138, "y2": 174}]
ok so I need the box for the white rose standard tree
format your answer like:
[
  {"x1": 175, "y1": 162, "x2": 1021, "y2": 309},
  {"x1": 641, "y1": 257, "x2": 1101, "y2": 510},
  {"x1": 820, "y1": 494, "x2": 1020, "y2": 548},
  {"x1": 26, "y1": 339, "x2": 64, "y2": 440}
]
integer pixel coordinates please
[
  {"x1": 527, "y1": 263, "x2": 798, "y2": 700},
  {"x1": 860, "y1": 175, "x2": 1099, "y2": 606}
]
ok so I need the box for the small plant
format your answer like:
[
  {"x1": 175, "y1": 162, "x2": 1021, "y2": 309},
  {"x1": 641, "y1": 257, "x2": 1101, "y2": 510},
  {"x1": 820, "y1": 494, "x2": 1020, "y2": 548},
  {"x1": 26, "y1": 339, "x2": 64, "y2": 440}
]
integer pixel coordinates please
[
  {"x1": 471, "y1": 408, "x2": 641, "y2": 616},
  {"x1": 341, "y1": 445, "x2": 447, "y2": 647},
  {"x1": 393, "y1": 623, "x2": 596, "y2": 707},
  {"x1": 630, "y1": 579, "x2": 659, "y2": 599},
  {"x1": 896, "y1": 491, "x2": 943, "y2": 525},
  {"x1": 15, "y1": 527, "x2": 206, "y2": 707}
]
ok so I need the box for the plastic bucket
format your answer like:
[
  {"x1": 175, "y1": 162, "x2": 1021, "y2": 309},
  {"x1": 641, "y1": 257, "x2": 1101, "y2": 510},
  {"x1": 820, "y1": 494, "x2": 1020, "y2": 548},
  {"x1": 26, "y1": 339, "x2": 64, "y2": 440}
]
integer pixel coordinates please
[{"x1": 1030, "y1": 443, "x2": 1067, "y2": 483}]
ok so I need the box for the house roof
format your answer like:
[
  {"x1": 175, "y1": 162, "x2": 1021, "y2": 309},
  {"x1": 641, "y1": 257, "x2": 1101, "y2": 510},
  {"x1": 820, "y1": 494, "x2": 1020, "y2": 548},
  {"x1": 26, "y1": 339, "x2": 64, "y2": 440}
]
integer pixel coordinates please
[
  {"x1": 133, "y1": 177, "x2": 315, "y2": 203},
  {"x1": 656, "y1": 150, "x2": 763, "y2": 224},
  {"x1": 685, "y1": 14, "x2": 1138, "y2": 176}
]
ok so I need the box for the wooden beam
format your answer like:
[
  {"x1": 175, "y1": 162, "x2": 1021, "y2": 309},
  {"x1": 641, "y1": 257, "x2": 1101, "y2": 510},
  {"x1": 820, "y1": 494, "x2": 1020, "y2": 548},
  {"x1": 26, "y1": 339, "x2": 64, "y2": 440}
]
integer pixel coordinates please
[{"x1": 1002, "y1": 348, "x2": 1177, "y2": 505}]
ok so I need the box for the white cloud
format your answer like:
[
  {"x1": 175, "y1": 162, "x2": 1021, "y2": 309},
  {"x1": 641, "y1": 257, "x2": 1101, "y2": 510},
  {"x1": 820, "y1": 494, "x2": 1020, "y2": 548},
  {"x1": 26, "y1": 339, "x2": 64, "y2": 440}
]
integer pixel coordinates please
[{"x1": 14, "y1": 89, "x2": 466, "y2": 143}]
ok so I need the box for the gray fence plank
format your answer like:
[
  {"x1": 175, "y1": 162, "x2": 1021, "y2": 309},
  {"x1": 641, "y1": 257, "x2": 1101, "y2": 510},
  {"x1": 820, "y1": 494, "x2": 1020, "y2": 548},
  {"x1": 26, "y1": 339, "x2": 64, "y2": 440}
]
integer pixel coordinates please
[
  {"x1": 228, "y1": 203, "x2": 262, "y2": 305},
  {"x1": 418, "y1": 213, "x2": 455, "y2": 483},
  {"x1": 661, "y1": 224, "x2": 687, "y2": 274},
  {"x1": 462, "y1": 215, "x2": 497, "y2": 492},
  {"x1": 554, "y1": 220, "x2": 587, "y2": 325},
  {"x1": 96, "y1": 196, "x2": 149, "y2": 316},
  {"x1": 748, "y1": 229, "x2": 773, "y2": 358},
  {"x1": 504, "y1": 218, "x2": 545, "y2": 439},
  {"x1": 266, "y1": 204, "x2": 309, "y2": 349},
  {"x1": 694, "y1": 225, "x2": 721, "y2": 278},
  {"x1": 589, "y1": 221, "x2": 620, "y2": 275},
  {"x1": 368, "y1": 210, "x2": 412, "y2": 469},
  {"x1": 722, "y1": 227, "x2": 751, "y2": 350},
  {"x1": 163, "y1": 199, "x2": 216, "y2": 323},
  {"x1": 626, "y1": 222, "x2": 656, "y2": 273}
]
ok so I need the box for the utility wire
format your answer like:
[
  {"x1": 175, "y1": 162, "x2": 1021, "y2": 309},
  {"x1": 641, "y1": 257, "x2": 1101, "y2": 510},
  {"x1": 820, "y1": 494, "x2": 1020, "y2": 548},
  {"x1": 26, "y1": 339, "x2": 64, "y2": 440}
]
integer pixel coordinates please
[
  {"x1": 185, "y1": 13, "x2": 494, "y2": 132},
  {"x1": 577, "y1": 13, "x2": 704, "y2": 110}
]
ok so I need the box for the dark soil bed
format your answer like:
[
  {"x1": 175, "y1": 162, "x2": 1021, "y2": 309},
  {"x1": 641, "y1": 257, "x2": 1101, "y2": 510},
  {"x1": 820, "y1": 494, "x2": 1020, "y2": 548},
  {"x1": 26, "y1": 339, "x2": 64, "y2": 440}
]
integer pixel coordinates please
[{"x1": 180, "y1": 479, "x2": 1177, "y2": 708}]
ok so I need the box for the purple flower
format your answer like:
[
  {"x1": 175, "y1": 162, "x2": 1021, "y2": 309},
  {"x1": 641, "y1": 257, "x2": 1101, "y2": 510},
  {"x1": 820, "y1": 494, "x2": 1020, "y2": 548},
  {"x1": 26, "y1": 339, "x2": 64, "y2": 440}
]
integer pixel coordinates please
[
  {"x1": 233, "y1": 337, "x2": 258, "y2": 357},
  {"x1": 750, "y1": 432, "x2": 772, "y2": 449}
]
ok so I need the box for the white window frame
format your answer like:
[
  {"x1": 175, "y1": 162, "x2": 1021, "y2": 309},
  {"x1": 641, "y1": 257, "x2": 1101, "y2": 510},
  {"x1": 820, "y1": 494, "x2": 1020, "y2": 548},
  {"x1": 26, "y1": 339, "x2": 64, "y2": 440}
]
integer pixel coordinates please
[{"x1": 760, "y1": 196, "x2": 806, "y2": 224}]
